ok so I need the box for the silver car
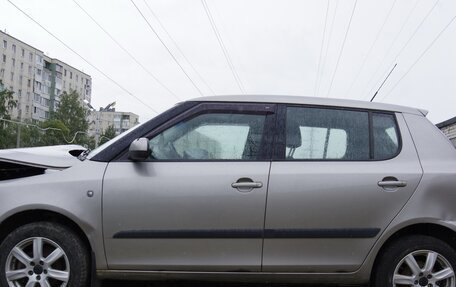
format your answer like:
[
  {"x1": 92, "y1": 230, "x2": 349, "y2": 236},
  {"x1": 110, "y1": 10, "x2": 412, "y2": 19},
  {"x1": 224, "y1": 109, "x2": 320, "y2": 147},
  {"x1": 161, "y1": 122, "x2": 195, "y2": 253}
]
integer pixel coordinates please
[{"x1": 1, "y1": 95, "x2": 456, "y2": 287}]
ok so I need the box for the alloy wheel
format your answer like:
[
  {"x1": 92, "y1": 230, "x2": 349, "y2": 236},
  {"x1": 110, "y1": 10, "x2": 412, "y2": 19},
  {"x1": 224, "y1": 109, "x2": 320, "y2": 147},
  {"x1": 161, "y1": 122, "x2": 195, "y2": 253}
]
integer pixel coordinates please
[
  {"x1": 393, "y1": 250, "x2": 455, "y2": 287},
  {"x1": 5, "y1": 237, "x2": 70, "y2": 287}
]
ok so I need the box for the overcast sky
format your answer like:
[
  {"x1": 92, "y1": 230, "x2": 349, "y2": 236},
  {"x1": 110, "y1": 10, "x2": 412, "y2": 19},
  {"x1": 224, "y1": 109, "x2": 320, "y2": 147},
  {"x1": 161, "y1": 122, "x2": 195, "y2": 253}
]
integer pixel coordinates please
[{"x1": 0, "y1": 0, "x2": 455, "y2": 124}]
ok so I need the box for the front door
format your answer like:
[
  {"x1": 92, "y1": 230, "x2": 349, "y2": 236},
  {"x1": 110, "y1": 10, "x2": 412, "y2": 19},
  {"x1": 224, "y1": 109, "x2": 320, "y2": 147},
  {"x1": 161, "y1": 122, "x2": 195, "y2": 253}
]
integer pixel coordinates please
[{"x1": 103, "y1": 103, "x2": 275, "y2": 271}]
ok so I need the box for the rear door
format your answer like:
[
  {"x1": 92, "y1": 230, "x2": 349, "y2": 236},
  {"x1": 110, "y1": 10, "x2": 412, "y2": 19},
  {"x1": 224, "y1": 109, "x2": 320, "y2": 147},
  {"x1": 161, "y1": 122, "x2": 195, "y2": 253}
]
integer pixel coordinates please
[
  {"x1": 262, "y1": 104, "x2": 422, "y2": 272},
  {"x1": 103, "y1": 102, "x2": 276, "y2": 271}
]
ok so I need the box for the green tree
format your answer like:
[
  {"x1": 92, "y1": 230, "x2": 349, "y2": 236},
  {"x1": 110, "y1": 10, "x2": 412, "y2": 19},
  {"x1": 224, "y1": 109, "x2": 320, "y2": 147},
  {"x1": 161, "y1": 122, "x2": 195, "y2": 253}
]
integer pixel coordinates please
[
  {"x1": 99, "y1": 125, "x2": 116, "y2": 146},
  {"x1": 0, "y1": 82, "x2": 17, "y2": 149},
  {"x1": 39, "y1": 90, "x2": 94, "y2": 147},
  {"x1": 19, "y1": 120, "x2": 46, "y2": 148}
]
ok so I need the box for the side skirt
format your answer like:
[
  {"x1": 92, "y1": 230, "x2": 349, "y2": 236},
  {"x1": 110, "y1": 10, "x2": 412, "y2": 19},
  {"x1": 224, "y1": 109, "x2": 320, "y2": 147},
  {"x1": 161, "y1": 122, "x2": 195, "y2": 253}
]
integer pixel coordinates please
[{"x1": 97, "y1": 270, "x2": 367, "y2": 285}]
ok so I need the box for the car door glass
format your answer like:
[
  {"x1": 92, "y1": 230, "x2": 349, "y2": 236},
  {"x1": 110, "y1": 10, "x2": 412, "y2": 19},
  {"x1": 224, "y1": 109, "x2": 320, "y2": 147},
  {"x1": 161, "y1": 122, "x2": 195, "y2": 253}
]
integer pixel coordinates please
[
  {"x1": 372, "y1": 113, "x2": 400, "y2": 160},
  {"x1": 149, "y1": 113, "x2": 266, "y2": 160},
  {"x1": 286, "y1": 107, "x2": 369, "y2": 160}
]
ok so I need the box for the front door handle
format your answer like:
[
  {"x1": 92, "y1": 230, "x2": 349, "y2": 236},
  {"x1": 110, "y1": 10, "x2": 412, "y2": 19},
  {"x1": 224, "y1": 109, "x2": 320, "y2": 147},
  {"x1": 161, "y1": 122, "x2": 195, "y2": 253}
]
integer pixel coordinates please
[
  {"x1": 231, "y1": 178, "x2": 263, "y2": 192},
  {"x1": 231, "y1": 182, "x2": 263, "y2": 189}
]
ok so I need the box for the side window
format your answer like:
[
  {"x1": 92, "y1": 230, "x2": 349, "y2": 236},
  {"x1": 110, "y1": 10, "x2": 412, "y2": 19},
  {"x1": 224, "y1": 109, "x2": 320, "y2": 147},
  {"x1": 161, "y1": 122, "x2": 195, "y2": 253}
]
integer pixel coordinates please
[
  {"x1": 149, "y1": 113, "x2": 266, "y2": 160},
  {"x1": 285, "y1": 107, "x2": 369, "y2": 160},
  {"x1": 372, "y1": 113, "x2": 400, "y2": 160}
]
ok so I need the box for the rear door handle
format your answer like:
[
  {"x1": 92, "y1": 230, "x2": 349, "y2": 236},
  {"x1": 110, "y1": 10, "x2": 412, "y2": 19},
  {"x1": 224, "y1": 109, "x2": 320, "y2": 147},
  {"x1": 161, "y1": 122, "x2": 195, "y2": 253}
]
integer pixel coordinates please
[
  {"x1": 378, "y1": 176, "x2": 407, "y2": 189},
  {"x1": 378, "y1": 180, "x2": 407, "y2": 188}
]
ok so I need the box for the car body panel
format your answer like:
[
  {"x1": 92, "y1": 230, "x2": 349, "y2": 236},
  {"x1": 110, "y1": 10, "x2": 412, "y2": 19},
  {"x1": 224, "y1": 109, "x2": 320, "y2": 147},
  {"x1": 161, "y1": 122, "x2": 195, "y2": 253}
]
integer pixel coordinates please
[
  {"x1": 102, "y1": 161, "x2": 270, "y2": 271},
  {"x1": 0, "y1": 160, "x2": 108, "y2": 269},
  {"x1": 0, "y1": 144, "x2": 85, "y2": 169},
  {"x1": 262, "y1": 113, "x2": 423, "y2": 272}
]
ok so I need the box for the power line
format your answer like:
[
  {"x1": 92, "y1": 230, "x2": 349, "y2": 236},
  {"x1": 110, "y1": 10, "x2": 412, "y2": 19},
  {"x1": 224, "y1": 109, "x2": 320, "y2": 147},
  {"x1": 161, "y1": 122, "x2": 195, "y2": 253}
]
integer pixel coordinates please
[
  {"x1": 130, "y1": 0, "x2": 205, "y2": 97},
  {"x1": 316, "y1": 0, "x2": 339, "y2": 97},
  {"x1": 71, "y1": 0, "x2": 180, "y2": 101},
  {"x1": 381, "y1": 12, "x2": 456, "y2": 101},
  {"x1": 344, "y1": 0, "x2": 397, "y2": 98},
  {"x1": 325, "y1": 0, "x2": 358, "y2": 98},
  {"x1": 143, "y1": 0, "x2": 216, "y2": 95},
  {"x1": 7, "y1": 0, "x2": 159, "y2": 114},
  {"x1": 364, "y1": 0, "x2": 438, "y2": 99},
  {"x1": 201, "y1": 0, "x2": 246, "y2": 94},
  {"x1": 313, "y1": 0, "x2": 330, "y2": 97}
]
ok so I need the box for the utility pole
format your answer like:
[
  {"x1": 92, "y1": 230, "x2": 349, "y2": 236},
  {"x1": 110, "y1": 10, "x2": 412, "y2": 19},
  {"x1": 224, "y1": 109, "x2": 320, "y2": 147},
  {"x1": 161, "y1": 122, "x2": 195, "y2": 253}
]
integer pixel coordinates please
[
  {"x1": 95, "y1": 110, "x2": 100, "y2": 148},
  {"x1": 16, "y1": 114, "x2": 21, "y2": 148}
]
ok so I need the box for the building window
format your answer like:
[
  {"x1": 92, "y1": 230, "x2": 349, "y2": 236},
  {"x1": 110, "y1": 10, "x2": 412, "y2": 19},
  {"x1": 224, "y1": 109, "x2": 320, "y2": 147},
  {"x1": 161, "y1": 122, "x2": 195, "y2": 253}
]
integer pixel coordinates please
[
  {"x1": 12, "y1": 58, "x2": 15, "y2": 67},
  {"x1": 27, "y1": 79, "x2": 31, "y2": 88},
  {"x1": 2, "y1": 40, "x2": 6, "y2": 49},
  {"x1": 64, "y1": 69, "x2": 66, "y2": 77},
  {"x1": 29, "y1": 52, "x2": 33, "y2": 62},
  {"x1": 21, "y1": 48, "x2": 25, "y2": 57},
  {"x1": 27, "y1": 92, "x2": 30, "y2": 100},
  {"x1": 18, "y1": 89, "x2": 21, "y2": 97},
  {"x1": 28, "y1": 66, "x2": 32, "y2": 76},
  {"x1": 36, "y1": 68, "x2": 42, "y2": 75},
  {"x1": 12, "y1": 44, "x2": 16, "y2": 53},
  {"x1": 26, "y1": 105, "x2": 29, "y2": 114},
  {"x1": 20, "y1": 62, "x2": 24, "y2": 70},
  {"x1": 2, "y1": 54, "x2": 5, "y2": 63},
  {"x1": 10, "y1": 72, "x2": 14, "y2": 82},
  {"x1": 0, "y1": 68, "x2": 4, "y2": 78},
  {"x1": 70, "y1": 71, "x2": 72, "y2": 79},
  {"x1": 36, "y1": 55, "x2": 42, "y2": 65},
  {"x1": 76, "y1": 74, "x2": 78, "y2": 81},
  {"x1": 19, "y1": 75, "x2": 22, "y2": 84}
]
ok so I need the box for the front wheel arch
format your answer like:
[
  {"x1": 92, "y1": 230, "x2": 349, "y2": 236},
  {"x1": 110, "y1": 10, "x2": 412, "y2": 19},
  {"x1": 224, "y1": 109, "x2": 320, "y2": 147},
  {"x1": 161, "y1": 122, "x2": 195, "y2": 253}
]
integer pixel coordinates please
[
  {"x1": 0, "y1": 210, "x2": 91, "y2": 252},
  {"x1": 0, "y1": 210, "x2": 94, "y2": 272}
]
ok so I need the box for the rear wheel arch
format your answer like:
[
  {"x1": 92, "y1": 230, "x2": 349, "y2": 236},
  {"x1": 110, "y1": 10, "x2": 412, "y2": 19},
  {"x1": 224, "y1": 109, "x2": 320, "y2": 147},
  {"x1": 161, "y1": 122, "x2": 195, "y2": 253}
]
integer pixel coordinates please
[{"x1": 371, "y1": 223, "x2": 456, "y2": 276}]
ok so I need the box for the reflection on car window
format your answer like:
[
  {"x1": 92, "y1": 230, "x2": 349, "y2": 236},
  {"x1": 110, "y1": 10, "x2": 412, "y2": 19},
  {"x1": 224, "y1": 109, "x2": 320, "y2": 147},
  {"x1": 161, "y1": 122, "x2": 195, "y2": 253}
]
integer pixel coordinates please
[{"x1": 149, "y1": 113, "x2": 266, "y2": 160}]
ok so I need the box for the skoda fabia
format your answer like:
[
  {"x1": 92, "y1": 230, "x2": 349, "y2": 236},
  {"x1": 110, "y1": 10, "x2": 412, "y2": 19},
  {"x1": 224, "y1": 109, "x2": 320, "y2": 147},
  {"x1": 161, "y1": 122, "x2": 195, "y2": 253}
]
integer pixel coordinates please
[{"x1": 1, "y1": 95, "x2": 456, "y2": 287}]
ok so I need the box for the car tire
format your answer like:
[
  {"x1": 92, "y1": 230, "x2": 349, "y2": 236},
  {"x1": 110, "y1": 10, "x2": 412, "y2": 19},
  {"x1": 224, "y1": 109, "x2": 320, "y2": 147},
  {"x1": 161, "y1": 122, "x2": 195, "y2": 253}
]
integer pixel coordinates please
[
  {"x1": 0, "y1": 221, "x2": 90, "y2": 287},
  {"x1": 372, "y1": 235, "x2": 456, "y2": 287}
]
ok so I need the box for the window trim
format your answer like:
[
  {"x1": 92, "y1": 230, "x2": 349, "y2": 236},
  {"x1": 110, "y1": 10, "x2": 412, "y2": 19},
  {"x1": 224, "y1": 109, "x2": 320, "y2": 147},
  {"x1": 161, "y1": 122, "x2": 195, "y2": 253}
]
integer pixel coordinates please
[
  {"x1": 115, "y1": 102, "x2": 277, "y2": 162},
  {"x1": 273, "y1": 104, "x2": 402, "y2": 162}
]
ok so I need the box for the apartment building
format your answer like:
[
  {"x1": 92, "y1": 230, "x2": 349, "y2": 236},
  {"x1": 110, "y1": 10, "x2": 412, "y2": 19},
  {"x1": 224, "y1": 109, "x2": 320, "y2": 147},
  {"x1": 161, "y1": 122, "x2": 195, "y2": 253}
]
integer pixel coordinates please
[
  {"x1": 88, "y1": 109, "x2": 139, "y2": 139},
  {"x1": 0, "y1": 30, "x2": 91, "y2": 122}
]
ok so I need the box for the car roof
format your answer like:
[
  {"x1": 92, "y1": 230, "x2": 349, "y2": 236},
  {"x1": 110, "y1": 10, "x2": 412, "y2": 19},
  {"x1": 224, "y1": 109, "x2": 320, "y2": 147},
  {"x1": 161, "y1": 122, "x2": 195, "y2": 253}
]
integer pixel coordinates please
[{"x1": 189, "y1": 95, "x2": 427, "y2": 116}]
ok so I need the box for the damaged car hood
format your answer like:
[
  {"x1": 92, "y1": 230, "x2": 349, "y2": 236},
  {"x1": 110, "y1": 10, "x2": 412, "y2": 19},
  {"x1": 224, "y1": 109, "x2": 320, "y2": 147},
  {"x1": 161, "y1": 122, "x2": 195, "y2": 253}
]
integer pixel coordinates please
[{"x1": 0, "y1": 145, "x2": 86, "y2": 170}]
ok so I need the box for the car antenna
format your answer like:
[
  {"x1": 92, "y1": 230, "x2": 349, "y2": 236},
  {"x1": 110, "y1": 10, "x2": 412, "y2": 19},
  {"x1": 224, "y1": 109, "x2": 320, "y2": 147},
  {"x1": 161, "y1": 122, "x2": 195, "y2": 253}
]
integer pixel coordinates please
[{"x1": 370, "y1": 63, "x2": 397, "y2": 102}]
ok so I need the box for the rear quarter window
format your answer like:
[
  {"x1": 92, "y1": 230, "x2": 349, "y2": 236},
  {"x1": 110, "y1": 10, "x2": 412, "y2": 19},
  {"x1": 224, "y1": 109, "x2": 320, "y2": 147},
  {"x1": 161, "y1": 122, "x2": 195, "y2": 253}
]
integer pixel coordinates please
[{"x1": 372, "y1": 113, "x2": 400, "y2": 160}]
